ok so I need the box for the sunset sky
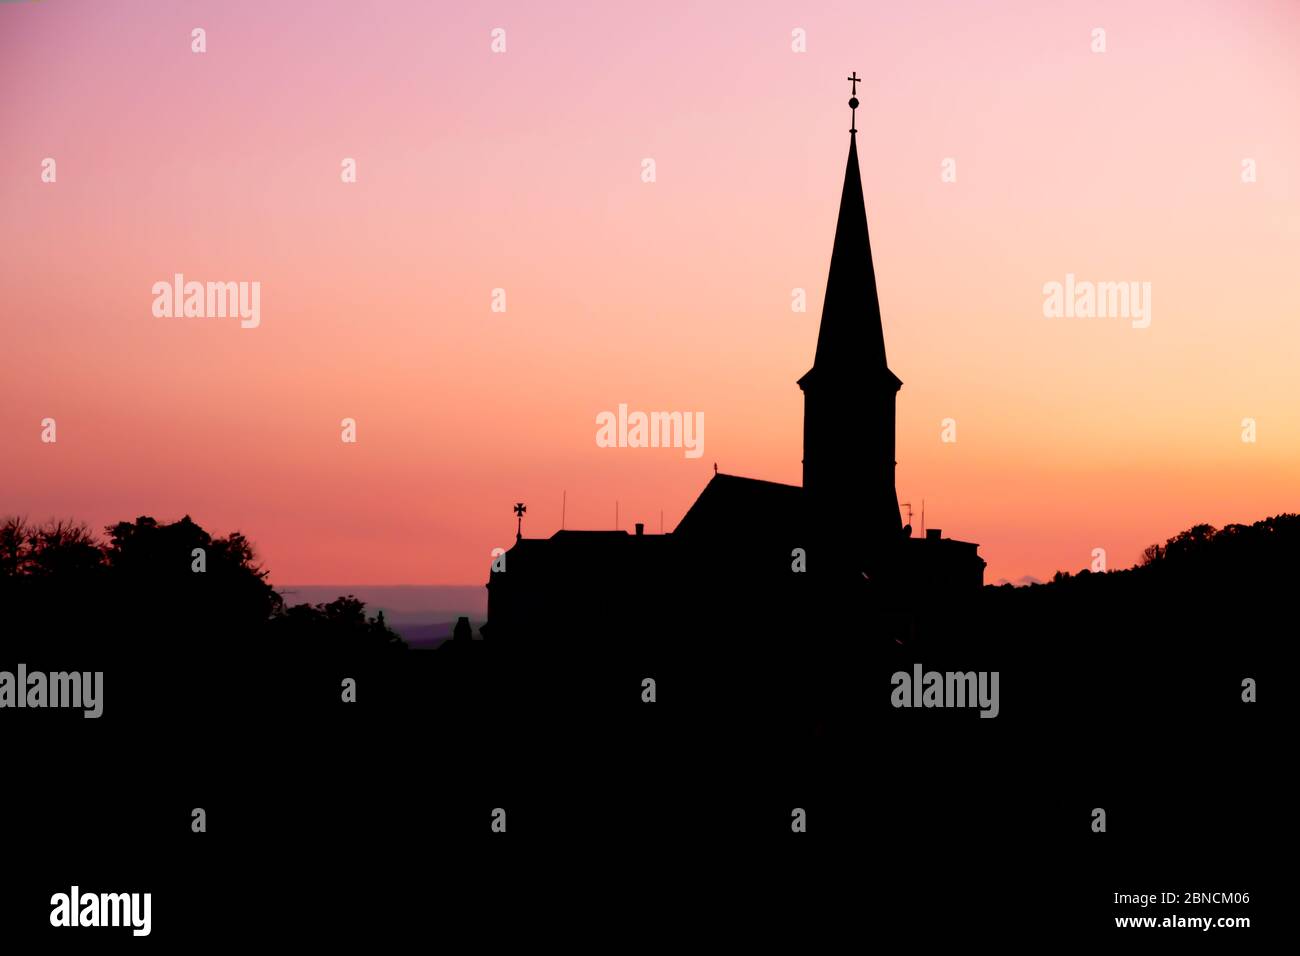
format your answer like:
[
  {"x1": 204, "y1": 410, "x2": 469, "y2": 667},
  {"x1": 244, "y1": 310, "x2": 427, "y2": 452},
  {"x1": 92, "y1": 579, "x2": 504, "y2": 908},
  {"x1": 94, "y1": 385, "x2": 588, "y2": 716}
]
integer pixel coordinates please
[{"x1": 2, "y1": 0, "x2": 1298, "y2": 586}]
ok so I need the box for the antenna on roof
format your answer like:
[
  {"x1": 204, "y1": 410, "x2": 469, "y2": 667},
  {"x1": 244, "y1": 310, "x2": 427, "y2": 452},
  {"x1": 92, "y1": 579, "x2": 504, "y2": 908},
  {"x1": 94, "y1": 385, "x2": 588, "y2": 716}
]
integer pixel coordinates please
[
  {"x1": 921, "y1": 499, "x2": 925, "y2": 537},
  {"x1": 562, "y1": 490, "x2": 566, "y2": 530}
]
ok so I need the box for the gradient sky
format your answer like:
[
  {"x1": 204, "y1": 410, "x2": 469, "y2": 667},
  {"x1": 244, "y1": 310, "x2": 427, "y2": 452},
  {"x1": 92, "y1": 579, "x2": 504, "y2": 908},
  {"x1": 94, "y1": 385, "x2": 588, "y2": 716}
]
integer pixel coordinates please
[{"x1": 2, "y1": 0, "x2": 1298, "y2": 586}]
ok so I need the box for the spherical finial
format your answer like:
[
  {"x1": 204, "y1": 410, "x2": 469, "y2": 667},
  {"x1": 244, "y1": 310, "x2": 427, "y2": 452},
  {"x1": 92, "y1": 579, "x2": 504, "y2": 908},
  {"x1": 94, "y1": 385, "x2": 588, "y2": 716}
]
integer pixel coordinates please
[{"x1": 849, "y1": 97, "x2": 859, "y2": 110}]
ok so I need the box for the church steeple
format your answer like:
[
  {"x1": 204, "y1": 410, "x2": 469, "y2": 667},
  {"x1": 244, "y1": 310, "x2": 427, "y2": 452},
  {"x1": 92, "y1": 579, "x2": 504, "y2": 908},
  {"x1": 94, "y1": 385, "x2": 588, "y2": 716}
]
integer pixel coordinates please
[
  {"x1": 798, "y1": 77, "x2": 903, "y2": 554},
  {"x1": 804, "y1": 83, "x2": 896, "y2": 380}
]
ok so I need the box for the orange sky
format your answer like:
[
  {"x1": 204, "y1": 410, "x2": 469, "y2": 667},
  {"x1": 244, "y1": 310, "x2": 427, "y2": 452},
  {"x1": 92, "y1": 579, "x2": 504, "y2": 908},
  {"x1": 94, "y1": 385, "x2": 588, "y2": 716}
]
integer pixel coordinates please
[{"x1": 2, "y1": 0, "x2": 1298, "y2": 585}]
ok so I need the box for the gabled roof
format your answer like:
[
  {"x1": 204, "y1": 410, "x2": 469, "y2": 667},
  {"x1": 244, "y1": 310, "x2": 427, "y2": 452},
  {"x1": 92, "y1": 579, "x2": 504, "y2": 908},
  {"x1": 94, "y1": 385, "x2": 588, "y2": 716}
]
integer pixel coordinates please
[{"x1": 673, "y1": 472, "x2": 804, "y2": 539}]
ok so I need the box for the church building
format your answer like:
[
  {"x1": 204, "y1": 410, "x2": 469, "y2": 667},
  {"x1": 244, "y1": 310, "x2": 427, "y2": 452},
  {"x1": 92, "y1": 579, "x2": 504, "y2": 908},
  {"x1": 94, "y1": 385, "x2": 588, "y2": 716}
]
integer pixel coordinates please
[{"x1": 485, "y1": 81, "x2": 984, "y2": 648}]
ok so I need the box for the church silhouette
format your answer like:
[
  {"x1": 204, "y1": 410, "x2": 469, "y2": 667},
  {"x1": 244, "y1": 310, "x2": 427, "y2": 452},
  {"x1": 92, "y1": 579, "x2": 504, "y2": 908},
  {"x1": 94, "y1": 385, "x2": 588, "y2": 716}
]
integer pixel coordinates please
[{"x1": 486, "y1": 81, "x2": 984, "y2": 650}]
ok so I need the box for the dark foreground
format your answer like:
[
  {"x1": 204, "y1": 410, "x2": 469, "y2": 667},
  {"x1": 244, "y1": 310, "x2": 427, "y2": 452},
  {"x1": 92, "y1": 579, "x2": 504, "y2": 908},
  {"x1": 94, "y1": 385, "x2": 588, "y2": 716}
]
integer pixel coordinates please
[{"x1": 2, "y1": 580, "x2": 1280, "y2": 944}]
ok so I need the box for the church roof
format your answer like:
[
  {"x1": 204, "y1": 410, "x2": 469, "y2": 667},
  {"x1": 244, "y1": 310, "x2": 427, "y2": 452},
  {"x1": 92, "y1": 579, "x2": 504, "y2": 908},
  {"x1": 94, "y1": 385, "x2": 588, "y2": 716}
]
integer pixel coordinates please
[{"x1": 673, "y1": 472, "x2": 804, "y2": 539}]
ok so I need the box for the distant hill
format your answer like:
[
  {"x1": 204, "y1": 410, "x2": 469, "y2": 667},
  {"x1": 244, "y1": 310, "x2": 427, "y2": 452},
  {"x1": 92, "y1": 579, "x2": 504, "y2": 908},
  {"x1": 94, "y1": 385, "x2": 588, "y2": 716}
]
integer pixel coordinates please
[
  {"x1": 993, "y1": 574, "x2": 1043, "y2": 587},
  {"x1": 989, "y1": 513, "x2": 1299, "y2": 595},
  {"x1": 277, "y1": 585, "x2": 486, "y2": 646}
]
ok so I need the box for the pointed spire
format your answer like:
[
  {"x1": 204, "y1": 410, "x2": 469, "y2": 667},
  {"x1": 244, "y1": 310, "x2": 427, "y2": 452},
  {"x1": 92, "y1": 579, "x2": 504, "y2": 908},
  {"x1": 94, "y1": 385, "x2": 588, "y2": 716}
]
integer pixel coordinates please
[
  {"x1": 808, "y1": 87, "x2": 892, "y2": 378},
  {"x1": 798, "y1": 76, "x2": 904, "y2": 553}
]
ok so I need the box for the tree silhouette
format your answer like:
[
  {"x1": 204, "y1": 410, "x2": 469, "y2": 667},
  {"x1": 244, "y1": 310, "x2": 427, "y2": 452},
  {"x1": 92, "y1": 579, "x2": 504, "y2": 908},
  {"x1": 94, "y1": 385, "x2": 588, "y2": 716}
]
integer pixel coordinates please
[
  {"x1": 269, "y1": 594, "x2": 406, "y2": 652},
  {"x1": 0, "y1": 513, "x2": 403, "y2": 655}
]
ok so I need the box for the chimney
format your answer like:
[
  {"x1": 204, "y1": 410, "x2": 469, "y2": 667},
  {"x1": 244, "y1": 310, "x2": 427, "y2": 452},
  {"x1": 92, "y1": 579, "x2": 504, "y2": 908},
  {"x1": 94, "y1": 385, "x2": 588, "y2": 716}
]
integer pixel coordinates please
[
  {"x1": 926, "y1": 528, "x2": 941, "y2": 541},
  {"x1": 635, "y1": 522, "x2": 644, "y2": 536}
]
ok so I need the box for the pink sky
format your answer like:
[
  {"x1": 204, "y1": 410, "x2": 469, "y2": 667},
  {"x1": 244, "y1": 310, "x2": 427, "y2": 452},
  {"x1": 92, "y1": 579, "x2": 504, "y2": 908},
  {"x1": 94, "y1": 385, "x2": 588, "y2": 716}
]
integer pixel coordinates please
[{"x1": 2, "y1": 0, "x2": 1298, "y2": 585}]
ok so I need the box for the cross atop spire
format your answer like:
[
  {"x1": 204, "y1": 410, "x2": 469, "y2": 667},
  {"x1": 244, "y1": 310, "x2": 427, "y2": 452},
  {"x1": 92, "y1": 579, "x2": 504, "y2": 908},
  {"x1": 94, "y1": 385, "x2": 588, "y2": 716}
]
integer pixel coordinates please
[{"x1": 847, "y1": 71, "x2": 861, "y2": 134}]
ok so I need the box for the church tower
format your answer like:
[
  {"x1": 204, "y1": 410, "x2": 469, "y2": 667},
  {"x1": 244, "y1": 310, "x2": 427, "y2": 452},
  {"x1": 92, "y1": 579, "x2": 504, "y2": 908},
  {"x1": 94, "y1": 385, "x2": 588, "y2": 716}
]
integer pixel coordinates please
[{"x1": 798, "y1": 77, "x2": 903, "y2": 558}]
